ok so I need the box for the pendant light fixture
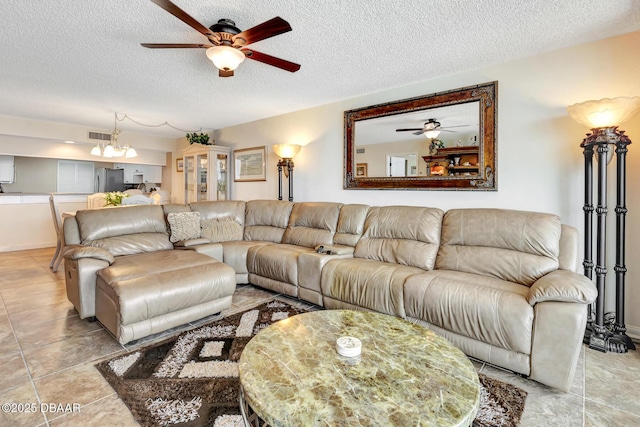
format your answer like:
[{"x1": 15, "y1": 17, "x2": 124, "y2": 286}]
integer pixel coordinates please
[{"x1": 90, "y1": 113, "x2": 138, "y2": 158}]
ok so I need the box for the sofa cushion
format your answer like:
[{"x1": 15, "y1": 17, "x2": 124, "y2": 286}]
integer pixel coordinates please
[
  {"x1": 87, "y1": 234, "x2": 174, "y2": 257},
  {"x1": 321, "y1": 258, "x2": 424, "y2": 317},
  {"x1": 188, "y1": 201, "x2": 246, "y2": 243},
  {"x1": 436, "y1": 209, "x2": 561, "y2": 286},
  {"x1": 354, "y1": 206, "x2": 444, "y2": 270},
  {"x1": 334, "y1": 204, "x2": 370, "y2": 247},
  {"x1": 189, "y1": 200, "x2": 246, "y2": 223},
  {"x1": 76, "y1": 205, "x2": 167, "y2": 241},
  {"x1": 75, "y1": 205, "x2": 172, "y2": 256},
  {"x1": 244, "y1": 200, "x2": 293, "y2": 242},
  {"x1": 282, "y1": 202, "x2": 343, "y2": 248},
  {"x1": 404, "y1": 270, "x2": 533, "y2": 355},
  {"x1": 98, "y1": 250, "x2": 219, "y2": 284},
  {"x1": 247, "y1": 243, "x2": 314, "y2": 286},
  {"x1": 167, "y1": 211, "x2": 201, "y2": 243},
  {"x1": 200, "y1": 217, "x2": 243, "y2": 242}
]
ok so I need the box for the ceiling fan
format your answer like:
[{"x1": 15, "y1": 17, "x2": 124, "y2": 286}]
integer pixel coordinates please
[
  {"x1": 141, "y1": 0, "x2": 301, "y2": 77},
  {"x1": 396, "y1": 118, "x2": 466, "y2": 138}
]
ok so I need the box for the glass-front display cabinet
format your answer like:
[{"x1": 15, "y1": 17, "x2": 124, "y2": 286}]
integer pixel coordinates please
[{"x1": 182, "y1": 143, "x2": 230, "y2": 203}]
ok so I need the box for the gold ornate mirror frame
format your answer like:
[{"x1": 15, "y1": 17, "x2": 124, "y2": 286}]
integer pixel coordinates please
[{"x1": 344, "y1": 81, "x2": 497, "y2": 190}]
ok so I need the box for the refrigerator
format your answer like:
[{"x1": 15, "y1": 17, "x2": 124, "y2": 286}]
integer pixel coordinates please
[{"x1": 95, "y1": 168, "x2": 125, "y2": 192}]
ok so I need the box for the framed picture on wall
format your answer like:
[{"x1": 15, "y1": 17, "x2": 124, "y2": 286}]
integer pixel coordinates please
[
  {"x1": 234, "y1": 146, "x2": 267, "y2": 182},
  {"x1": 176, "y1": 158, "x2": 184, "y2": 172},
  {"x1": 356, "y1": 163, "x2": 368, "y2": 177}
]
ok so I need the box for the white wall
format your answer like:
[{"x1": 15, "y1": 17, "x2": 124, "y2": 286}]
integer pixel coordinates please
[
  {"x1": 0, "y1": 197, "x2": 87, "y2": 252},
  {"x1": 213, "y1": 31, "x2": 640, "y2": 337}
]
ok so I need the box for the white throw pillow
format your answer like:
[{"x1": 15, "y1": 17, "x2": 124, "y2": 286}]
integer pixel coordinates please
[{"x1": 167, "y1": 212, "x2": 201, "y2": 243}]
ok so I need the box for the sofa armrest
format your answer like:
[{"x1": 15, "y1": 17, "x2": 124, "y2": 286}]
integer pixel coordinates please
[
  {"x1": 528, "y1": 270, "x2": 597, "y2": 306},
  {"x1": 174, "y1": 238, "x2": 212, "y2": 247},
  {"x1": 314, "y1": 244, "x2": 354, "y2": 255},
  {"x1": 63, "y1": 245, "x2": 114, "y2": 265}
]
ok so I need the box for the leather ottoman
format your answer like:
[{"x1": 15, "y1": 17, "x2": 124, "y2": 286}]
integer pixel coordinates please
[{"x1": 95, "y1": 250, "x2": 236, "y2": 344}]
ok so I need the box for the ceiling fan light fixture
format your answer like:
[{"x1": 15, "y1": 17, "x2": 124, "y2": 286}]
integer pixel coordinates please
[
  {"x1": 90, "y1": 144, "x2": 102, "y2": 156},
  {"x1": 206, "y1": 45, "x2": 245, "y2": 72},
  {"x1": 425, "y1": 130, "x2": 441, "y2": 139}
]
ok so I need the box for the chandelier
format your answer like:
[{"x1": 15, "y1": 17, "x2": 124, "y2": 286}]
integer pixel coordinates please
[{"x1": 90, "y1": 113, "x2": 137, "y2": 158}]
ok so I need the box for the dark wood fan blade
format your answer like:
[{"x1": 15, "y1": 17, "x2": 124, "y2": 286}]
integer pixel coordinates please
[
  {"x1": 396, "y1": 128, "x2": 424, "y2": 132},
  {"x1": 241, "y1": 49, "x2": 300, "y2": 72},
  {"x1": 233, "y1": 17, "x2": 292, "y2": 46},
  {"x1": 413, "y1": 130, "x2": 426, "y2": 135},
  {"x1": 141, "y1": 43, "x2": 212, "y2": 49},
  {"x1": 149, "y1": 0, "x2": 213, "y2": 36}
]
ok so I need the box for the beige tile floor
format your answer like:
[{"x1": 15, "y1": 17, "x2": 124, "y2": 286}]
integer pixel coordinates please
[{"x1": 0, "y1": 247, "x2": 639, "y2": 426}]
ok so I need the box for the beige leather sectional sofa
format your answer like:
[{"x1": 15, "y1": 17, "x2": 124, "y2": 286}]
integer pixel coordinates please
[{"x1": 63, "y1": 200, "x2": 596, "y2": 391}]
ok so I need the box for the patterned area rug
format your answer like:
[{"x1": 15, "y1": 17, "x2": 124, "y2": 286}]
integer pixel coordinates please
[{"x1": 96, "y1": 300, "x2": 527, "y2": 427}]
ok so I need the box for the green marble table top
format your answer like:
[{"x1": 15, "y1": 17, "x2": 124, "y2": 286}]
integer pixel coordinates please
[{"x1": 239, "y1": 309, "x2": 480, "y2": 427}]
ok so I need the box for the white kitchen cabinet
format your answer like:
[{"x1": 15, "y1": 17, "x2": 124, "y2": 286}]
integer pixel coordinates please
[
  {"x1": 142, "y1": 165, "x2": 161, "y2": 184},
  {"x1": 113, "y1": 163, "x2": 152, "y2": 184},
  {"x1": 151, "y1": 165, "x2": 163, "y2": 184},
  {"x1": 183, "y1": 144, "x2": 230, "y2": 203},
  {"x1": 0, "y1": 155, "x2": 15, "y2": 183}
]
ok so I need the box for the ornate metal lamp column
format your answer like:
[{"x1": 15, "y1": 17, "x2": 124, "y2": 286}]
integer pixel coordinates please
[
  {"x1": 613, "y1": 132, "x2": 635, "y2": 350},
  {"x1": 568, "y1": 96, "x2": 640, "y2": 353},
  {"x1": 581, "y1": 141, "x2": 594, "y2": 339},
  {"x1": 286, "y1": 159, "x2": 295, "y2": 202},
  {"x1": 277, "y1": 160, "x2": 284, "y2": 201},
  {"x1": 273, "y1": 144, "x2": 302, "y2": 202}
]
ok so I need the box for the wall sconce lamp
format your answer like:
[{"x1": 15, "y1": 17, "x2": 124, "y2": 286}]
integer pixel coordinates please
[
  {"x1": 567, "y1": 96, "x2": 640, "y2": 353},
  {"x1": 273, "y1": 144, "x2": 301, "y2": 201}
]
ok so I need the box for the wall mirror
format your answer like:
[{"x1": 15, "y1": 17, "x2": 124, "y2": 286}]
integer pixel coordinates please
[{"x1": 344, "y1": 81, "x2": 497, "y2": 190}]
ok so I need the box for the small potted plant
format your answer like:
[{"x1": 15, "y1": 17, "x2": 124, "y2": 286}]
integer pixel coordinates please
[
  {"x1": 428, "y1": 138, "x2": 445, "y2": 155},
  {"x1": 186, "y1": 132, "x2": 211, "y2": 145},
  {"x1": 104, "y1": 191, "x2": 129, "y2": 206}
]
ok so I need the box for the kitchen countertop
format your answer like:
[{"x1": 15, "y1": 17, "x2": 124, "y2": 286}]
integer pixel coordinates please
[{"x1": 0, "y1": 193, "x2": 91, "y2": 204}]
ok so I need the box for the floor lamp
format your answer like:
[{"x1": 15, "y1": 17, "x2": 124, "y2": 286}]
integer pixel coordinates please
[
  {"x1": 273, "y1": 144, "x2": 301, "y2": 202},
  {"x1": 568, "y1": 96, "x2": 640, "y2": 353}
]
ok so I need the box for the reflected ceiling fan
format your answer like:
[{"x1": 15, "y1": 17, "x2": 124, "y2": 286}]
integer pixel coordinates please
[
  {"x1": 141, "y1": 0, "x2": 301, "y2": 77},
  {"x1": 396, "y1": 118, "x2": 466, "y2": 138}
]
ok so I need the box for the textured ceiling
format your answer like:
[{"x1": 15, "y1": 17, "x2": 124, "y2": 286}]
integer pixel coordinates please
[{"x1": 1, "y1": 0, "x2": 639, "y2": 138}]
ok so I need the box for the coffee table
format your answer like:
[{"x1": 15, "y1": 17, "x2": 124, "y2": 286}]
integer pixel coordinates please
[{"x1": 239, "y1": 309, "x2": 480, "y2": 426}]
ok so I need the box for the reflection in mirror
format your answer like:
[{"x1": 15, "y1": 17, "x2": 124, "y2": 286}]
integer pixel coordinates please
[
  {"x1": 355, "y1": 102, "x2": 480, "y2": 178},
  {"x1": 344, "y1": 81, "x2": 496, "y2": 190}
]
